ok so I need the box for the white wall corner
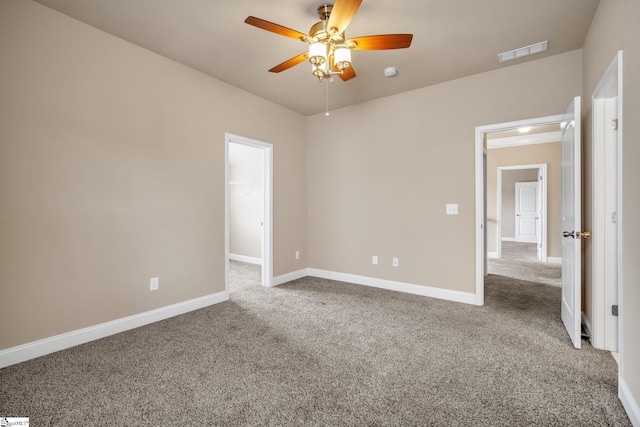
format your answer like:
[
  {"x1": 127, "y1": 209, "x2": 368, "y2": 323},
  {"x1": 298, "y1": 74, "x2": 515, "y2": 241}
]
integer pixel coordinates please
[
  {"x1": 0, "y1": 291, "x2": 229, "y2": 369},
  {"x1": 229, "y1": 253, "x2": 263, "y2": 265},
  {"x1": 547, "y1": 257, "x2": 562, "y2": 264},
  {"x1": 488, "y1": 252, "x2": 499, "y2": 259},
  {"x1": 619, "y1": 377, "x2": 640, "y2": 427}
]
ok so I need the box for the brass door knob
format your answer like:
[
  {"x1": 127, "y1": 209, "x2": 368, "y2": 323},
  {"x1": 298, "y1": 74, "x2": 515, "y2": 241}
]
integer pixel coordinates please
[{"x1": 580, "y1": 231, "x2": 591, "y2": 239}]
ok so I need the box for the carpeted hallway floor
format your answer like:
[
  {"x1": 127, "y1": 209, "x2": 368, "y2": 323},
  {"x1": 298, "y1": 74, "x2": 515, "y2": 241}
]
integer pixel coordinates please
[
  {"x1": 488, "y1": 241, "x2": 562, "y2": 287},
  {"x1": 228, "y1": 260, "x2": 262, "y2": 293},
  {"x1": 0, "y1": 257, "x2": 630, "y2": 426}
]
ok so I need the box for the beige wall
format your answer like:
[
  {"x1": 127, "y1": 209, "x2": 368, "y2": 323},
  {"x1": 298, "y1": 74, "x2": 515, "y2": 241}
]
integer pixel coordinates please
[
  {"x1": 0, "y1": 0, "x2": 307, "y2": 350},
  {"x1": 229, "y1": 143, "x2": 263, "y2": 259},
  {"x1": 4, "y1": 1, "x2": 638, "y2": 415},
  {"x1": 307, "y1": 50, "x2": 582, "y2": 293},
  {"x1": 486, "y1": 143, "x2": 562, "y2": 257},
  {"x1": 582, "y1": 0, "x2": 640, "y2": 413}
]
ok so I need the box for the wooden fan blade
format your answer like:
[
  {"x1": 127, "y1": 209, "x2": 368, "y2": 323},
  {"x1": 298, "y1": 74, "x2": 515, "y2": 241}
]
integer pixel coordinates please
[
  {"x1": 269, "y1": 52, "x2": 309, "y2": 73},
  {"x1": 245, "y1": 16, "x2": 308, "y2": 41},
  {"x1": 337, "y1": 65, "x2": 356, "y2": 81},
  {"x1": 347, "y1": 34, "x2": 413, "y2": 50},
  {"x1": 326, "y1": 0, "x2": 362, "y2": 34}
]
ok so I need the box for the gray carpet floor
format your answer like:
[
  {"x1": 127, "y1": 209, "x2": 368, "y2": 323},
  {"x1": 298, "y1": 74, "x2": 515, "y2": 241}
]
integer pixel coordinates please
[
  {"x1": 0, "y1": 259, "x2": 629, "y2": 426},
  {"x1": 228, "y1": 260, "x2": 262, "y2": 293},
  {"x1": 489, "y1": 241, "x2": 562, "y2": 287}
]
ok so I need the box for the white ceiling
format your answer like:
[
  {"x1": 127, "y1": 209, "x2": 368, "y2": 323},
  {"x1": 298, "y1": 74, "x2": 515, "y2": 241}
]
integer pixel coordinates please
[{"x1": 33, "y1": 0, "x2": 600, "y2": 116}]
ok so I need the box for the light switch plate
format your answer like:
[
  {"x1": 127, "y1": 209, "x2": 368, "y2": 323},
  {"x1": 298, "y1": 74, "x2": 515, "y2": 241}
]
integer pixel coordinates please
[{"x1": 446, "y1": 204, "x2": 459, "y2": 215}]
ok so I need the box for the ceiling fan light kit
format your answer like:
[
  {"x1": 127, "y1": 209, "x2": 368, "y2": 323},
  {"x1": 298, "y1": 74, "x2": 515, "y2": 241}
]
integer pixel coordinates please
[{"x1": 244, "y1": 0, "x2": 413, "y2": 83}]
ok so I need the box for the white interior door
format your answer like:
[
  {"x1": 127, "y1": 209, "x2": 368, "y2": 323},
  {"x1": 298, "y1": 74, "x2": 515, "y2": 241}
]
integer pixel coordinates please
[
  {"x1": 536, "y1": 172, "x2": 543, "y2": 261},
  {"x1": 515, "y1": 181, "x2": 539, "y2": 243},
  {"x1": 561, "y1": 96, "x2": 582, "y2": 349}
]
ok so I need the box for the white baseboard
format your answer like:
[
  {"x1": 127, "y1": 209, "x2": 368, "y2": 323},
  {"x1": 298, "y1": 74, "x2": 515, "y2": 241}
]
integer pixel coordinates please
[
  {"x1": 272, "y1": 269, "x2": 308, "y2": 287},
  {"x1": 0, "y1": 291, "x2": 229, "y2": 369},
  {"x1": 488, "y1": 252, "x2": 499, "y2": 259},
  {"x1": 547, "y1": 257, "x2": 562, "y2": 264},
  {"x1": 229, "y1": 253, "x2": 262, "y2": 265},
  {"x1": 501, "y1": 237, "x2": 516, "y2": 242},
  {"x1": 307, "y1": 268, "x2": 478, "y2": 305},
  {"x1": 620, "y1": 377, "x2": 640, "y2": 427}
]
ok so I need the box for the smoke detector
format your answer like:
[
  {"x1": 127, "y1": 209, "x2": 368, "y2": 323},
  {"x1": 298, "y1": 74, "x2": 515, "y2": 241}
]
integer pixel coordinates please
[{"x1": 383, "y1": 66, "x2": 398, "y2": 77}]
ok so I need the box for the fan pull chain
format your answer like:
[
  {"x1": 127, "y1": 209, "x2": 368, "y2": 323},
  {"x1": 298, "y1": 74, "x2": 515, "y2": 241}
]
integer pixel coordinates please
[{"x1": 325, "y1": 79, "x2": 330, "y2": 117}]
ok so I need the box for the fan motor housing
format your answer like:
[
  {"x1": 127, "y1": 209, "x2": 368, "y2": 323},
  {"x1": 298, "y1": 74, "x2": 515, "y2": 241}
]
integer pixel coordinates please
[
  {"x1": 310, "y1": 21, "x2": 345, "y2": 43},
  {"x1": 317, "y1": 4, "x2": 333, "y2": 20}
]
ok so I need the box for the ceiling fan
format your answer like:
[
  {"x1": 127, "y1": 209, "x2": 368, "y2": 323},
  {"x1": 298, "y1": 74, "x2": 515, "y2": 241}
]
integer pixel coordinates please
[{"x1": 245, "y1": 0, "x2": 413, "y2": 82}]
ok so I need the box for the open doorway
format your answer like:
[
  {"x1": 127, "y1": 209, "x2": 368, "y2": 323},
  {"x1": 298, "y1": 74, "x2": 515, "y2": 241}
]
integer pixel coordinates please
[
  {"x1": 483, "y1": 126, "x2": 563, "y2": 292},
  {"x1": 225, "y1": 133, "x2": 273, "y2": 294},
  {"x1": 484, "y1": 124, "x2": 564, "y2": 266},
  {"x1": 494, "y1": 164, "x2": 548, "y2": 263},
  {"x1": 474, "y1": 114, "x2": 564, "y2": 306}
]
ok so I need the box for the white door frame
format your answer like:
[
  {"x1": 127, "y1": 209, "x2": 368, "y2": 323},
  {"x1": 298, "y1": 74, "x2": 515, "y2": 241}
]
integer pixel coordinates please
[
  {"x1": 497, "y1": 164, "x2": 547, "y2": 261},
  {"x1": 475, "y1": 114, "x2": 563, "y2": 306},
  {"x1": 225, "y1": 133, "x2": 274, "y2": 290},
  {"x1": 591, "y1": 51, "x2": 623, "y2": 353}
]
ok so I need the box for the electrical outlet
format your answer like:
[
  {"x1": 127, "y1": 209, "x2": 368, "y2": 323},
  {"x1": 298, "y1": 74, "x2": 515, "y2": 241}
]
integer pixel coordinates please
[
  {"x1": 295, "y1": 250, "x2": 300, "y2": 260},
  {"x1": 372, "y1": 255, "x2": 378, "y2": 265},
  {"x1": 393, "y1": 258, "x2": 399, "y2": 267},
  {"x1": 150, "y1": 277, "x2": 159, "y2": 291},
  {"x1": 446, "y1": 204, "x2": 459, "y2": 215}
]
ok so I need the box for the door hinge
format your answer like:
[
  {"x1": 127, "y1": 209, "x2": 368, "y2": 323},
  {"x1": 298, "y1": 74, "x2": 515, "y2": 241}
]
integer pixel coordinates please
[
  {"x1": 612, "y1": 212, "x2": 618, "y2": 224},
  {"x1": 611, "y1": 119, "x2": 618, "y2": 131},
  {"x1": 612, "y1": 305, "x2": 619, "y2": 317}
]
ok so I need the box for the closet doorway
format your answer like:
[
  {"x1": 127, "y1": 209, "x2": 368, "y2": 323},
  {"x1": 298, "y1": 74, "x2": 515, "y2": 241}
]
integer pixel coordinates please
[{"x1": 225, "y1": 133, "x2": 273, "y2": 291}]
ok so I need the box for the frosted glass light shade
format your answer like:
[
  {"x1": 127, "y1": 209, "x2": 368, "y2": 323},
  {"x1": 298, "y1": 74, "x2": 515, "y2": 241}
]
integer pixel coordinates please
[
  {"x1": 334, "y1": 47, "x2": 351, "y2": 70},
  {"x1": 309, "y1": 42, "x2": 327, "y2": 66}
]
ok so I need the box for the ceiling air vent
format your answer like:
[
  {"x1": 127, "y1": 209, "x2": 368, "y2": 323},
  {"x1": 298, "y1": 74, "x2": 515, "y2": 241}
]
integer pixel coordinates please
[{"x1": 498, "y1": 41, "x2": 548, "y2": 63}]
